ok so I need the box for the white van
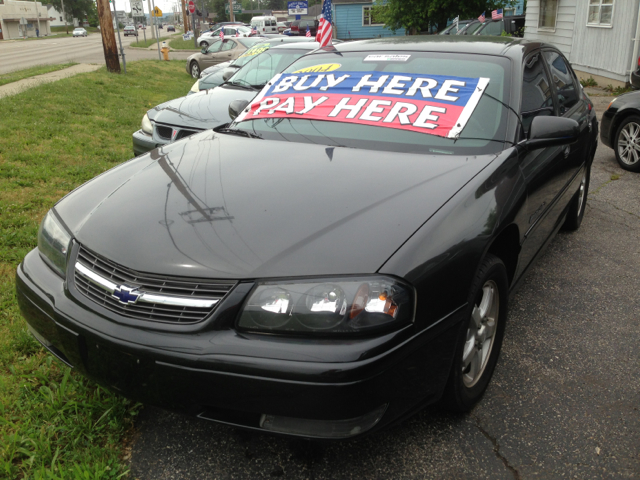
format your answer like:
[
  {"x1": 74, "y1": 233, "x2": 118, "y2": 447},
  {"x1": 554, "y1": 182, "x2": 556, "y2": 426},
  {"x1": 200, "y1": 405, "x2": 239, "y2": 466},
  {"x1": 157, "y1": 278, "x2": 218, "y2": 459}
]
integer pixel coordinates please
[{"x1": 251, "y1": 16, "x2": 278, "y2": 34}]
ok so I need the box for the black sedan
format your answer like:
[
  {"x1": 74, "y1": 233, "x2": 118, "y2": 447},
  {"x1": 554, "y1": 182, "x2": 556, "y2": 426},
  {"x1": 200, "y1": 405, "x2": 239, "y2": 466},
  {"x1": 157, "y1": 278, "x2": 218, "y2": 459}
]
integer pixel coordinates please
[
  {"x1": 17, "y1": 37, "x2": 598, "y2": 440},
  {"x1": 601, "y1": 90, "x2": 640, "y2": 172}
]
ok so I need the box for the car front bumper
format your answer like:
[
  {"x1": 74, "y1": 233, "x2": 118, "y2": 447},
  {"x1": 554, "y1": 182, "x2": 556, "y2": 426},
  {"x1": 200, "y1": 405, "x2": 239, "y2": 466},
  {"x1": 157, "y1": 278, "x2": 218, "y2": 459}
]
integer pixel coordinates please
[
  {"x1": 16, "y1": 248, "x2": 462, "y2": 439},
  {"x1": 132, "y1": 129, "x2": 160, "y2": 156}
]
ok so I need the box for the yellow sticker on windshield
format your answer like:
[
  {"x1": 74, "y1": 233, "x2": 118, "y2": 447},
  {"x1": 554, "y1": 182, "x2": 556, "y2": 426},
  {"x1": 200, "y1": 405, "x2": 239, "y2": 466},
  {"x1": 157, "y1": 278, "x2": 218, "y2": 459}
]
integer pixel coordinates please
[
  {"x1": 293, "y1": 63, "x2": 342, "y2": 73},
  {"x1": 239, "y1": 43, "x2": 271, "y2": 58}
]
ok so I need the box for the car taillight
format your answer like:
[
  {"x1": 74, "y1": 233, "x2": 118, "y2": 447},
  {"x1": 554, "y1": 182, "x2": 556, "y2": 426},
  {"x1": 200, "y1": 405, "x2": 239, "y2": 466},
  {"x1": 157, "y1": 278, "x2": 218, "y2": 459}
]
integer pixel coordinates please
[{"x1": 637, "y1": 55, "x2": 640, "y2": 68}]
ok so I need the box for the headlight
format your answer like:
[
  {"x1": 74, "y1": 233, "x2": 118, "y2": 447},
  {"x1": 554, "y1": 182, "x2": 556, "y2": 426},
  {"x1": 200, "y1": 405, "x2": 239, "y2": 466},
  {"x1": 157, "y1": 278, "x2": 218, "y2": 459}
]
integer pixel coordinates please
[
  {"x1": 190, "y1": 79, "x2": 200, "y2": 94},
  {"x1": 37, "y1": 211, "x2": 72, "y2": 278},
  {"x1": 141, "y1": 113, "x2": 153, "y2": 135},
  {"x1": 238, "y1": 276, "x2": 414, "y2": 335}
]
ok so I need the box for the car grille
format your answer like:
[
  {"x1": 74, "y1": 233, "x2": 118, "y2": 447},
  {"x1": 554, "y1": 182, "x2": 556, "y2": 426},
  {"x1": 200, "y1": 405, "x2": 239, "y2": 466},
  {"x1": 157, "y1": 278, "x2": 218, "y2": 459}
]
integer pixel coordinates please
[
  {"x1": 74, "y1": 246, "x2": 236, "y2": 324},
  {"x1": 155, "y1": 125, "x2": 201, "y2": 141}
]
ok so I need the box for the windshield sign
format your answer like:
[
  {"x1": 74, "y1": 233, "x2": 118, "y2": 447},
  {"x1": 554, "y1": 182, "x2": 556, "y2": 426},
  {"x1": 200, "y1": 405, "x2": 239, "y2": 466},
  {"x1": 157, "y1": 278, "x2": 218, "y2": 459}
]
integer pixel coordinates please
[{"x1": 235, "y1": 71, "x2": 489, "y2": 138}]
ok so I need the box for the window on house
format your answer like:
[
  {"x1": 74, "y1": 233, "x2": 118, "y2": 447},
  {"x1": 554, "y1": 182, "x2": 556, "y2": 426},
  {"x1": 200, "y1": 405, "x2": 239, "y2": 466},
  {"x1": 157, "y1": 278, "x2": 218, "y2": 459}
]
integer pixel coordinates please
[
  {"x1": 363, "y1": 6, "x2": 383, "y2": 26},
  {"x1": 538, "y1": 0, "x2": 558, "y2": 30},
  {"x1": 588, "y1": 0, "x2": 614, "y2": 26},
  {"x1": 60, "y1": 16, "x2": 62, "y2": 21},
  {"x1": 504, "y1": 8, "x2": 515, "y2": 17}
]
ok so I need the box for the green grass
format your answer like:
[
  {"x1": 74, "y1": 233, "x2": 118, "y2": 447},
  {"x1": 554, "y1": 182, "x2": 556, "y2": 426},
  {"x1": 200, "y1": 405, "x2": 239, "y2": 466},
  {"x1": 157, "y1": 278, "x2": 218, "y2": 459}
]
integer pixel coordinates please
[
  {"x1": 130, "y1": 33, "x2": 179, "y2": 49},
  {"x1": 0, "y1": 60, "x2": 195, "y2": 478},
  {"x1": 169, "y1": 37, "x2": 201, "y2": 50},
  {"x1": 0, "y1": 63, "x2": 77, "y2": 87}
]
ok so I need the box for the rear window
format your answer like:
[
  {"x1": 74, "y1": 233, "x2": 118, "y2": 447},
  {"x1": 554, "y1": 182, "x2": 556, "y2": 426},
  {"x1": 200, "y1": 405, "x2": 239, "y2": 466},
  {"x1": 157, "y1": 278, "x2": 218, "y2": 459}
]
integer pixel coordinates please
[{"x1": 233, "y1": 51, "x2": 511, "y2": 155}]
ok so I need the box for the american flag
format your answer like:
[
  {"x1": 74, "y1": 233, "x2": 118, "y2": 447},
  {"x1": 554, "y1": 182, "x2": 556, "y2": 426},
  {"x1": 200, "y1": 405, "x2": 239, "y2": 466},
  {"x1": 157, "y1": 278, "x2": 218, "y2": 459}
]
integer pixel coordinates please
[
  {"x1": 251, "y1": 25, "x2": 257, "y2": 35},
  {"x1": 316, "y1": 0, "x2": 333, "y2": 47},
  {"x1": 492, "y1": 9, "x2": 503, "y2": 19},
  {"x1": 478, "y1": 11, "x2": 486, "y2": 22},
  {"x1": 220, "y1": 29, "x2": 224, "y2": 40},
  {"x1": 306, "y1": 24, "x2": 311, "y2": 37}
]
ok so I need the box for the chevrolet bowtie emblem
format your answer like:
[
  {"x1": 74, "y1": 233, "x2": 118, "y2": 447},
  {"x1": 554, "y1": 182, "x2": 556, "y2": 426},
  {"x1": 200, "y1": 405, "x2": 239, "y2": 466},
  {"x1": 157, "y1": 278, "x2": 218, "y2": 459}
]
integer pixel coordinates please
[{"x1": 112, "y1": 285, "x2": 141, "y2": 305}]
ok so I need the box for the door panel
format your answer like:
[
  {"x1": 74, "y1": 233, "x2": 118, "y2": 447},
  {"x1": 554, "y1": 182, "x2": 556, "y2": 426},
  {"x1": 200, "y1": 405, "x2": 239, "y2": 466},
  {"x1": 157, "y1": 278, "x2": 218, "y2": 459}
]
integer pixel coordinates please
[{"x1": 517, "y1": 52, "x2": 568, "y2": 277}]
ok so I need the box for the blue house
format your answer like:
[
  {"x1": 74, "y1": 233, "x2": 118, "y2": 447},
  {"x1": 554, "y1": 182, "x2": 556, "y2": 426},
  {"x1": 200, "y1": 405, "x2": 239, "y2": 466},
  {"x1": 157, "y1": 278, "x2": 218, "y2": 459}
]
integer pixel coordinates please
[{"x1": 333, "y1": 0, "x2": 405, "y2": 40}]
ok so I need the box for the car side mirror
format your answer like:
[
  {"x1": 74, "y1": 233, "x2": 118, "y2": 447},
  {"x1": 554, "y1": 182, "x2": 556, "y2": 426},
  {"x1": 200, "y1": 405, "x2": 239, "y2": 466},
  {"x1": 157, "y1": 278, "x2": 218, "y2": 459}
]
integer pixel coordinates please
[
  {"x1": 229, "y1": 99, "x2": 250, "y2": 120},
  {"x1": 222, "y1": 69, "x2": 234, "y2": 82},
  {"x1": 522, "y1": 116, "x2": 579, "y2": 151}
]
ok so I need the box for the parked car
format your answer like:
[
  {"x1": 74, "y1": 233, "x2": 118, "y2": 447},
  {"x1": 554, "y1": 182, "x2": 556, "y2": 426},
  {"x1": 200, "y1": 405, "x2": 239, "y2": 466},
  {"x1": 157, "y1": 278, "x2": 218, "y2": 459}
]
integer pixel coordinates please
[
  {"x1": 138, "y1": 42, "x2": 322, "y2": 155},
  {"x1": 167, "y1": 25, "x2": 176, "y2": 32},
  {"x1": 439, "y1": 19, "x2": 473, "y2": 35},
  {"x1": 282, "y1": 28, "x2": 292, "y2": 36},
  {"x1": 208, "y1": 21, "x2": 245, "y2": 32},
  {"x1": 190, "y1": 36, "x2": 319, "y2": 95},
  {"x1": 277, "y1": 21, "x2": 289, "y2": 33},
  {"x1": 290, "y1": 19, "x2": 318, "y2": 36},
  {"x1": 19, "y1": 37, "x2": 598, "y2": 441},
  {"x1": 197, "y1": 26, "x2": 252, "y2": 47},
  {"x1": 601, "y1": 90, "x2": 640, "y2": 172},
  {"x1": 250, "y1": 15, "x2": 278, "y2": 34},
  {"x1": 123, "y1": 25, "x2": 138, "y2": 37},
  {"x1": 186, "y1": 36, "x2": 263, "y2": 78},
  {"x1": 455, "y1": 20, "x2": 483, "y2": 35},
  {"x1": 473, "y1": 15, "x2": 526, "y2": 37},
  {"x1": 72, "y1": 28, "x2": 87, "y2": 37}
]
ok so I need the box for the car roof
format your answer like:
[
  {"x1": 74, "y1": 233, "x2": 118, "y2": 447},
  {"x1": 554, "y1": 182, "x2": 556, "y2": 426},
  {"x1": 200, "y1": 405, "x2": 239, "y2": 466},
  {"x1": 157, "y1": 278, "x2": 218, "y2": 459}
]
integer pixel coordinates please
[
  {"x1": 270, "y1": 42, "x2": 321, "y2": 51},
  {"x1": 330, "y1": 35, "x2": 541, "y2": 57}
]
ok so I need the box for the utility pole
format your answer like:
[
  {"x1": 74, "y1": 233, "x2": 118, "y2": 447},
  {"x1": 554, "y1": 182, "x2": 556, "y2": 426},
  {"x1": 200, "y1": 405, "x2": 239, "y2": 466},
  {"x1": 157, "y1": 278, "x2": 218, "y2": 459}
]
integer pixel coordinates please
[
  {"x1": 60, "y1": 0, "x2": 68, "y2": 34},
  {"x1": 112, "y1": 0, "x2": 126, "y2": 73},
  {"x1": 147, "y1": 0, "x2": 155, "y2": 38},
  {"x1": 33, "y1": 0, "x2": 41, "y2": 36},
  {"x1": 229, "y1": 0, "x2": 234, "y2": 22},
  {"x1": 180, "y1": 0, "x2": 187, "y2": 31},
  {"x1": 96, "y1": 0, "x2": 120, "y2": 73}
]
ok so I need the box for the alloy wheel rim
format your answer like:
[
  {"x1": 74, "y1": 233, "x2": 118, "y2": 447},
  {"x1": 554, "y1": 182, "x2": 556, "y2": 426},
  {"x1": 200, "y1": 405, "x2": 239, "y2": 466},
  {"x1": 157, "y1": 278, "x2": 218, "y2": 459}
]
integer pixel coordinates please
[
  {"x1": 462, "y1": 280, "x2": 499, "y2": 388},
  {"x1": 577, "y1": 172, "x2": 587, "y2": 217},
  {"x1": 618, "y1": 122, "x2": 640, "y2": 166},
  {"x1": 191, "y1": 64, "x2": 199, "y2": 78}
]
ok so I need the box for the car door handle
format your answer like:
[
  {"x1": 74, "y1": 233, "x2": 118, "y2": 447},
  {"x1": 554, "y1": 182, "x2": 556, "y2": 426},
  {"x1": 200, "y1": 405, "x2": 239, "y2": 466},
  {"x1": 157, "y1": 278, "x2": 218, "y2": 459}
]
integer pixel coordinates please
[{"x1": 564, "y1": 146, "x2": 570, "y2": 158}]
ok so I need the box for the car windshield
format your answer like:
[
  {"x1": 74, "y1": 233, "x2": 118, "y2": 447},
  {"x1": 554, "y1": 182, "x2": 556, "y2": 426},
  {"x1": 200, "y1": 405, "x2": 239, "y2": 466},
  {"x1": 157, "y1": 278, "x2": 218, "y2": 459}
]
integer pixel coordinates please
[
  {"x1": 232, "y1": 51, "x2": 511, "y2": 155},
  {"x1": 458, "y1": 22, "x2": 482, "y2": 35},
  {"x1": 227, "y1": 47, "x2": 313, "y2": 89}
]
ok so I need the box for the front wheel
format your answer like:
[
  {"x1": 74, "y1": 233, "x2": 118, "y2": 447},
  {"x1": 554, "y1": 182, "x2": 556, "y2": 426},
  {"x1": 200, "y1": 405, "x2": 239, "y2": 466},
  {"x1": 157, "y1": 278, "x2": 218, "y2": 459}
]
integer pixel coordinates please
[
  {"x1": 199, "y1": 41, "x2": 209, "y2": 47},
  {"x1": 440, "y1": 253, "x2": 508, "y2": 412},
  {"x1": 190, "y1": 61, "x2": 200, "y2": 79},
  {"x1": 614, "y1": 115, "x2": 640, "y2": 172}
]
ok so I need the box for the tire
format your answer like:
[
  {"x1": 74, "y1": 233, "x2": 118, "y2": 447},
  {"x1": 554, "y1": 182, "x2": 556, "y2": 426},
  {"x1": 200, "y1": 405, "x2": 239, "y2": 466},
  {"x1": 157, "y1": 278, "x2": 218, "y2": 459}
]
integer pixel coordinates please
[
  {"x1": 200, "y1": 41, "x2": 209, "y2": 47},
  {"x1": 614, "y1": 115, "x2": 640, "y2": 172},
  {"x1": 440, "y1": 253, "x2": 508, "y2": 412},
  {"x1": 562, "y1": 164, "x2": 591, "y2": 231},
  {"x1": 190, "y1": 61, "x2": 201, "y2": 79}
]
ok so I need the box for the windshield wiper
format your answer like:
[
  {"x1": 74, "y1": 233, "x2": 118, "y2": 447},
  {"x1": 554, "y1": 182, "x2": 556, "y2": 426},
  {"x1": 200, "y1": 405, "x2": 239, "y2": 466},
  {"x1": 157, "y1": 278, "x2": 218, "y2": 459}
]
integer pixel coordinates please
[
  {"x1": 223, "y1": 79, "x2": 258, "y2": 91},
  {"x1": 218, "y1": 128, "x2": 262, "y2": 139}
]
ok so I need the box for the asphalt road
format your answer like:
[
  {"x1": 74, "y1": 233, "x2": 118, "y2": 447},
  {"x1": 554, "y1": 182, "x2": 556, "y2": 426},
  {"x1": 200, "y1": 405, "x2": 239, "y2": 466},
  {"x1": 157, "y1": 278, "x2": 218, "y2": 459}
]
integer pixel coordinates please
[
  {"x1": 127, "y1": 92, "x2": 640, "y2": 479},
  {"x1": 0, "y1": 31, "x2": 195, "y2": 75}
]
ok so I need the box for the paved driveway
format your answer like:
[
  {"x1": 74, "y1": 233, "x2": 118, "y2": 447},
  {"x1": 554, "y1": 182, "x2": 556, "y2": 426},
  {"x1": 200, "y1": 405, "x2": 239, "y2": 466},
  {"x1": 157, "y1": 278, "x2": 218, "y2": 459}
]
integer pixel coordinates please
[{"x1": 129, "y1": 93, "x2": 640, "y2": 479}]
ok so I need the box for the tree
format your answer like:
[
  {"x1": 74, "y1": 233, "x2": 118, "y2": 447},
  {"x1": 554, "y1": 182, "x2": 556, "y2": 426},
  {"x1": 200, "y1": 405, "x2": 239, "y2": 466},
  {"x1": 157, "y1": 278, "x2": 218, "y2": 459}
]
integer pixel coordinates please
[
  {"x1": 373, "y1": 0, "x2": 517, "y2": 34},
  {"x1": 49, "y1": 0, "x2": 97, "y2": 25}
]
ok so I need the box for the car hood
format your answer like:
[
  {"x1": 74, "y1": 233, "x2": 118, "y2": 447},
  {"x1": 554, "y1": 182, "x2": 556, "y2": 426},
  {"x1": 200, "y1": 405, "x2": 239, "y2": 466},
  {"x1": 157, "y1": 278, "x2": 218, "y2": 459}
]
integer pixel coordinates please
[
  {"x1": 146, "y1": 86, "x2": 258, "y2": 130},
  {"x1": 56, "y1": 133, "x2": 497, "y2": 280}
]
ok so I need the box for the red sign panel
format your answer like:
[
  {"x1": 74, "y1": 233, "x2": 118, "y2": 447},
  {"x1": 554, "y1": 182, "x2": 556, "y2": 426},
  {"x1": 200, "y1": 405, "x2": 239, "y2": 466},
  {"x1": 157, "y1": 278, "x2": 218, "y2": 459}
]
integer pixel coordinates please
[{"x1": 188, "y1": 1, "x2": 195, "y2": 14}]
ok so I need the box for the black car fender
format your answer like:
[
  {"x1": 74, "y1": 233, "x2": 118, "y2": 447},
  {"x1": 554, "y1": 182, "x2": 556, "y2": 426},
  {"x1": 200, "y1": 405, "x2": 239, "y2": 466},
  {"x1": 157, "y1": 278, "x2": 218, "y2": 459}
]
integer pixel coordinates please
[{"x1": 378, "y1": 148, "x2": 525, "y2": 333}]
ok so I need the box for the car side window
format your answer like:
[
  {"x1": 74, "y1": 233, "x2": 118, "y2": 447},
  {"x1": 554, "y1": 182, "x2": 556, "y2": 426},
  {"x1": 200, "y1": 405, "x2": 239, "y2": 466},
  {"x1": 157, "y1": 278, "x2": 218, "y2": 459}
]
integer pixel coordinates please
[
  {"x1": 207, "y1": 41, "x2": 222, "y2": 53},
  {"x1": 543, "y1": 51, "x2": 579, "y2": 115},
  {"x1": 221, "y1": 40, "x2": 236, "y2": 51},
  {"x1": 521, "y1": 53, "x2": 555, "y2": 136},
  {"x1": 482, "y1": 20, "x2": 504, "y2": 36}
]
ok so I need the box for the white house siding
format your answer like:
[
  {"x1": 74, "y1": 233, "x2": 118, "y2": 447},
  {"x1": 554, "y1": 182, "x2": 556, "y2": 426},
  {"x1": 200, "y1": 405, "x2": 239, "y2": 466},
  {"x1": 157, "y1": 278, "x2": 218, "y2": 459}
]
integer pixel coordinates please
[
  {"x1": 570, "y1": 0, "x2": 639, "y2": 83},
  {"x1": 524, "y1": 0, "x2": 577, "y2": 58}
]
